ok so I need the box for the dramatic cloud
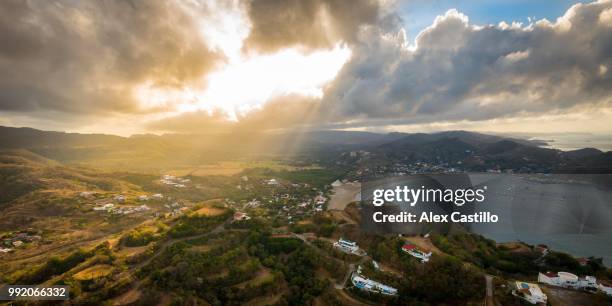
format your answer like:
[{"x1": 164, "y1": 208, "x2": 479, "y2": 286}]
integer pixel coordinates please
[
  {"x1": 2, "y1": 0, "x2": 612, "y2": 136},
  {"x1": 0, "y1": 0, "x2": 219, "y2": 115},
  {"x1": 147, "y1": 94, "x2": 321, "y2": 133},
  {"x1": 243, "y1": 0, "x2": 395, "y2": 52},
  {"x1": 322, "y1": 1, "x2": 612, "y2": 127}
]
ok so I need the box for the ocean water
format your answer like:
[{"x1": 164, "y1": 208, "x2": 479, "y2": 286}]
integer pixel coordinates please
[
  {"x1": 468, "y1": 173, "x2": 612, "y2": 265},
  {"x1": 530, "y1": 134, "x2": 612, "y2": 151},
  {"x1": 362, "y1": 173, "x2": 612, "y2": 265}
]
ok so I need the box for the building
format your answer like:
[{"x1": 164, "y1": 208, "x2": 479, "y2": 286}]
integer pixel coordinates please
[
  {"x1": 534, "y1": 244, "x2": 549, "y2": 256},
  {"x1": 401, "y1": 243, "x2": 432, "y2": 263},
  {"x1": 538, "y1": 271, "x2": 578, "y2": 288},
  {"x1": 599, "y1": 281, "x2": 612, "y2": 296},
  {"x1": 538, "y1": 271, "x2": 598, "y2": 289},
  {"x1": 314, "y1": 195, "x2": 327, "y2": 205},
  {"x1": 539, "y1": 272, "x2": 602, "y2": 293},
  {"x1": 245, "y1": 199, "x2": 261, "y2": 208},
  {"x1": 233, "y1": 212, "x2": 251, "y2": 222},
  {"x1": 351, "y1": 271, "x2": 398, "y2": 296},
  {"x1": 94, "y1": 203, "x2": 114, "y2": 211},
  {"x1": 372, "y1": 260, "x2": 380, "y2": 270},
  {"x1": 114, "y1": 195, "x2": 126, "y2": 203},
  {"x1": 512, "y1": 281, "x2": 547, "y2": 304},
  {"x1": 333, "y1": 238, "x2": 362, "y2": 255},
  {"x1": 79, "y1": 191, "x2": 94, "y2": 197},
  {"x1": 577, "y1": 257, "x2": 590, "y2": 266},
  {"x1": 136, "y1": 204, "x2": 150, "y2": 212},
  {"x1": 138, "y1": 195, "x2": 149, "y2": 201},
  {"x1": 152, "y1": 193, "x2": 164, "y2": 199}
]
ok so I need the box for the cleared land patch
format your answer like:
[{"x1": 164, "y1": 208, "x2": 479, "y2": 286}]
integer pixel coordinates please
[{"x1": 73, "y1": 264, "x2": 113, "y2": 281}]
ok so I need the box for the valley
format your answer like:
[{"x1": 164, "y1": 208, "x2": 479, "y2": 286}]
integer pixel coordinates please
[{"x1": 0, "y1": 127, "x2": 611, "y2": 305}]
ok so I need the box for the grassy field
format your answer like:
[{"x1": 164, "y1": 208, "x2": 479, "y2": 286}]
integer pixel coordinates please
[
  {"x1": 193, "y1": 206, "x2": 227, "y2": 217},
  {"x1": 73, "y1": 264, "x2": 113, "y2": 281}
]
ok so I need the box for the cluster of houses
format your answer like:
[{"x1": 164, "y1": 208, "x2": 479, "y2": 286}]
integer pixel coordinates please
[
  {"x1": 512, "y1": 271, "x2": 612, "y2": 304},
  {"x1": 138, "y1": 193, "x2": 164, "y2": 201},
  {"x1": 313, "y1": 194, "x2": 327, "y2": 212},
  {"x1": 1, "y1": 230, "x2": 42, "y2": 252},
  {"x1": 93, "y1": 203, "x2": 150, "y2": 215},
  {"x1": 333, "y1": 238, "x2": 367, "y2": 256},
  {"x1": 160, "y1": 174, "x2": 190, "y2": 188},
  {"x1": 164, "y1": 202, "x2": 188, "y2": 217},
  {"x1": 351, "y1": 265, "x2": 398, "y2": 296},
  {"x1": 401, "y1": 243, "x2": 432, "y2": 263},
  {"x1": 266, "y1": 178, "x2": 279, "y2": 186},
  {"x1": 90, "y1": 193, "x2": 165, "y2": 216},
  {"x1": 538, "y1": 271, "x2": 612, "y2": 296},
  {"x1": 353, "y1": 161, "x2": 467, "y2": 179},
  {"x1": 246, "y1": 186, "x2": 328, "y2": 223}
]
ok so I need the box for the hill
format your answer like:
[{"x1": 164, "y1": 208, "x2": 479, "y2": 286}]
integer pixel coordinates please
[{"x1": 1, "y1": 126, "x2": 611, "y2": 173}]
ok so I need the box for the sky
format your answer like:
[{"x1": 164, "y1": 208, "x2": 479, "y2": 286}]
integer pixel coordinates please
[
  {"x1": 0, "y1": 0, "x2": 611, "y2": 137},
  {"x1": 399, "y1": 0, "x2": 588, "y2": 41}
]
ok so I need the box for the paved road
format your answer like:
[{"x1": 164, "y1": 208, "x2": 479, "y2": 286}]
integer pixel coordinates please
[
  {"x1": 337, "y1": 263, "x2": 355, "y2": 289},
  {"x1": 485, "y1": 274, "x2": 494, "y2": 306}
]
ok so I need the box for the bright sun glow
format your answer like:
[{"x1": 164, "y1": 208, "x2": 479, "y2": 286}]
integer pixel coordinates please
[
  {"x1": 136, "y1": 2, "x2": 351, "y2": 120},
  {"x1": 193, "y1": 46, "x2": 351, "y2": 117}
]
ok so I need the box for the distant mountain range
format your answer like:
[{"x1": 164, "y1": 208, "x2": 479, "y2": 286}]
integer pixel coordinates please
[{"x1": 1, "y1": 126, "x2": 611, "y2": 173}]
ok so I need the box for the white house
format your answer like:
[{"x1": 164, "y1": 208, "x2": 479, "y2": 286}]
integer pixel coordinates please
[
  {"x1": 334, "y1": 238, "x2": 361, "y2": 255},
  {"x1": 401, "y1": 243, "x2": 432, "y2": 263},
  {"x1": 512, "y1": 281, "x2": 547, "y2": 304},
  {"x1": 314, "y1": 195, "x2": 327, "y2": 205},
  {"x1": 135, "y1": 204, "x2": 150, "y2": 212},
  {"x1": 233, "y1": 212, "x2": 251, "y2": 222},
  {"x1": 114, "y1": 195, "x2": 126, "y2": 203},
  {"x1": 538, "y1": 271, "x2": 578, "y2": 288},
  {"x1": 351, "y1": 271, "x2": 397, "y2": 296},
  {"x1": 152, "y1": 193, "x2": 164, "y2": 199},
  {"x1": 94, "y1": 203, "x2": 115, "y2": 211},
  {"x1": 79, "y1": 191, "x2": 93, "y2": 197},
  {"x1": 537, "y1": 271, "x2": 598, "y2": 290},
  {"x1": 372, "y1": 260, "x2": 380, "y2": 271},
  {"x1": 578, "y1": 276, "x2": 599, "y2": 291},
  {"x1": 599, "y1": 282, "x2": 612, "y2": 296},
  {"x1": 138, "y1": 195, "x2": 149, "y2": 201}
]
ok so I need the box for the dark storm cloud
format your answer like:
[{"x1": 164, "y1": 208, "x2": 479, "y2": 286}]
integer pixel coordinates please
[
  {"x1": 0, "y1": 0, "x2": 219, "y2": 115},
  {"x1": 243, "y1": 0, "x2": 396, "y2": 52},
  {"x1": 322, "y1": 1, "x2": 612, "y2": 125}
]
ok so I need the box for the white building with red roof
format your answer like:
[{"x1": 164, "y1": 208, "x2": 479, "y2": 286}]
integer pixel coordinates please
[{"x1": 401, "y1": 243, "x2": 432, "y2": 263}]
